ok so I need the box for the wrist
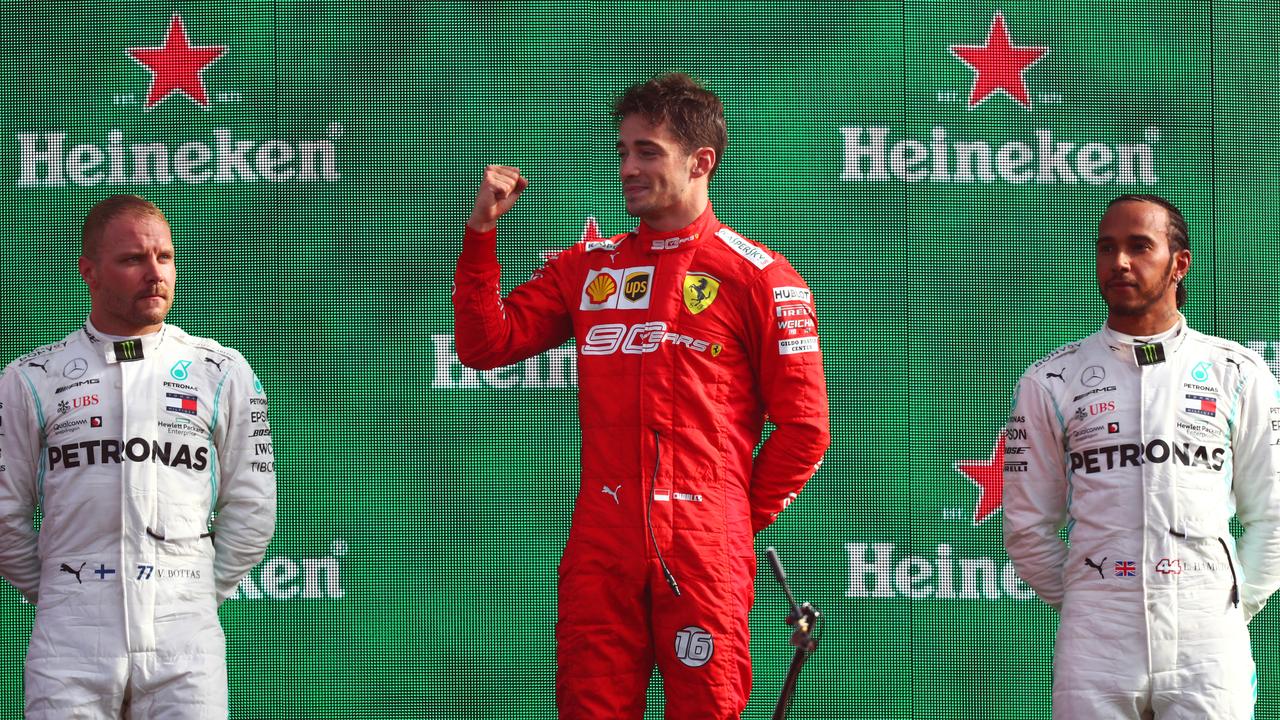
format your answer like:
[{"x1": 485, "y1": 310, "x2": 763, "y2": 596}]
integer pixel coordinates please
[{"x1": 460, "y1": 225, "x2": 499, "y2": 265}]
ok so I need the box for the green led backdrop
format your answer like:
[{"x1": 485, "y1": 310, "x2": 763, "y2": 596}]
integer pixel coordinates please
[{"x1": 1, "y1": 1, "x2": 1278, "y2": 717}]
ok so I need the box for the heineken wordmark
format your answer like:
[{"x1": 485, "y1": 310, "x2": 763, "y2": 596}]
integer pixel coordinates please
[{"x1": 17, "y1": 127, "x2": 343, "y2": 187}]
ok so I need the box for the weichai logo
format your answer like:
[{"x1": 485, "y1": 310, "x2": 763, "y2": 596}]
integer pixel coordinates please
[
  {"x1": 15, "y1": 14, "x2": 342, "y2": 188},
  {"x1": 840, "y1": 12, "x2": 1160, "y2": 186}
]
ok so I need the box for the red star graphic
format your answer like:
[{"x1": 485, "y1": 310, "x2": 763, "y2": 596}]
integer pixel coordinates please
[
  {"x1": 955, "y1": 433, "x2": 1005, "y2": 525},
  {"x1": 579, "y1": 216, "x2": 603, "y2": 244},
  {"x1": 950, "y1": 12, "x2": 1046, "y2": 109},
  {"x1": 128, "y1": 15, "x2": 225, "y2": 109}
]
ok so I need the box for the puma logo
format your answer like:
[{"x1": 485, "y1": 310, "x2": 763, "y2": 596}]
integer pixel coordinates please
[
  {"x1": 204, "y1": 356, "x2": 226, "y2": 371},
  {"x1": 1045, "y1": 368, "x2": 1066, "y2": 383},
  {"x1": 60, "y1": 562, "x2": 86, "y2": 584},
  {"x1": 1084, "y1": 556, "x2": 1107, "y2": 579},
  {"x1": 602, "y1": 485, "x2": 621, "y2": 504}
]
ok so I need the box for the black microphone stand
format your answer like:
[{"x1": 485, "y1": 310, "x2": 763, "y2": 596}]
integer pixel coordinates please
[{"x1": 766, "y1": 547, "x2": 822, "y2": 720}]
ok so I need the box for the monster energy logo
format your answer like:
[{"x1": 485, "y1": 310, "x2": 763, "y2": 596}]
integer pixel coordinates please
[
  {"x1": 1135, "y1": 343, "x2": 1165, "y2": 366},
  {"x1": 113, "y1": 339, "x2": 143, "y2": 362}
]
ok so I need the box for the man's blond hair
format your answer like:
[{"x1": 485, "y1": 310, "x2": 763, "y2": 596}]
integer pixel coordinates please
[{"x1": 82, "y1": 195, "x2": 169, "y2": 259}]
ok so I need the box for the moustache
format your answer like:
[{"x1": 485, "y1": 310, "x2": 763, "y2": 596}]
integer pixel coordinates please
[{"x1": 137, "y1": 285, "x2": 171, "y2": 300}]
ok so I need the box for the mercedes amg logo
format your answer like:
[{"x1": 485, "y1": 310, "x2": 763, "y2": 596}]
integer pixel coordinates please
[
  {"x1": 63, "y1": 358, "x2": 89, "y2": 379},
  {"x1": 1081, "y1": 365, "x2": 1106, "y2": 387}
]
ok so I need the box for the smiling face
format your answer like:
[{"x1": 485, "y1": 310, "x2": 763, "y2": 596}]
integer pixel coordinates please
[
  {"x1": 79, "y1": 212, "x2": 176, "y2": 336},
  {"x1": 1096, "y1": 199, "x2": 1190, "y2": 329},
  {"x1": 616, "y1": 114, "x2": 714, "y2": 232}
]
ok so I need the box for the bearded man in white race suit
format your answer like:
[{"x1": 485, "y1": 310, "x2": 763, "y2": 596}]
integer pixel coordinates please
[
  {"x1": 0, "y1": 194, "x2": 276, "y2": 719},
  {"x1": 1004, "y1": 194, "x2": 1280, "y2": 719}
]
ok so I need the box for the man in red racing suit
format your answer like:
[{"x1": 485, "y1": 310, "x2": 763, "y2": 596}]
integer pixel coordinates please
[{"x1": 452, "y1": 74, "x2": 829, "y2": 719}]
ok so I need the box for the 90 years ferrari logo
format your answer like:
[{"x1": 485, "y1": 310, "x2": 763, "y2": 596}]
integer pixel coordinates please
[{"x1": 683, "y1": 273, "x2": 720, "y2": 315}]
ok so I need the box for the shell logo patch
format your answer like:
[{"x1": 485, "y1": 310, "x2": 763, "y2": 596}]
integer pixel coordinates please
[
  {"x1": 585, "y1": 274, "x2": 618, "y2": 304},
  {"x1": 580, "y1": 266, "x2": 655, "y2": 310}
]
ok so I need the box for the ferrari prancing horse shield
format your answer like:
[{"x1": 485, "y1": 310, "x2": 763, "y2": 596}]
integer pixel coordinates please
[{"x1": 683, "y1": 273, "x2": 720, "y2": 315}]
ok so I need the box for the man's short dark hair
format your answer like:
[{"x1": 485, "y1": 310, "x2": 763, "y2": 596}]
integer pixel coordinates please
[
  {"x1": 612, "y1": 73, "x2": 728, "y2": 178},
  {"x1": 82, "y1": 195, "x2": 168, "y2": 259},
  {"x1": 1106, "y1": 194, "x2": 1190, "y2": 308}
]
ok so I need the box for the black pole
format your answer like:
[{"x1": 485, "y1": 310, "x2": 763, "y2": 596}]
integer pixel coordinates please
[{"x1": 765, "y1": 547, "x2": 821, "y2": 720}]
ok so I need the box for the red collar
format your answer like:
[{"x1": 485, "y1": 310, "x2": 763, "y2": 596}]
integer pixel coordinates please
[{"x1": 633, "y1": 204, "x2": 719, "y2": 254}]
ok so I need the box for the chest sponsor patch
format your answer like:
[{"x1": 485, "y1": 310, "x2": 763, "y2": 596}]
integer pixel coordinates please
[
  {"x1": 716, "y1": 228, "x2": 772, "y2": 269},
  {"x1": 165, "y1": 392, "x2": 199, "y2": 416},
  {"x1": 683, "y1": 273, "x2": 720, "y2": 314},
  {"x1": 580, "y1": 266, "x2": 654, "y2": 310},
  {"x1": 1185, "y1": 393, "x2": 1217, "y2": 417}
]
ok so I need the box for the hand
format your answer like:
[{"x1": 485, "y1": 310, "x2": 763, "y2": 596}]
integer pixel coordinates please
[{"x1": 467, "y1": 165, "x2": 528, "y2": 233}]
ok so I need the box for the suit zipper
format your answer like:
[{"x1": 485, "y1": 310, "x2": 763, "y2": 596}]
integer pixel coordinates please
[
  {"x1": 1216, "y1": 536, "x2": 1241, "y2": 608},
  {"x1": 648, "y1": 430, "x2": 681, "y2": 597}
]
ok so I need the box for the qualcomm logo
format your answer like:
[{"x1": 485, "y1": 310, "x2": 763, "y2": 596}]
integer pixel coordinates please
[{"x1": 227, "y1": 539, "x2": 349, "y2": 601}]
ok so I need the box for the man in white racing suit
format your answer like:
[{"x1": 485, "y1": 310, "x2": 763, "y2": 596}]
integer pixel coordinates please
[
  {"x1": 1004, "y1": 194, "x2": 1280, "y2": 719},
  {"x1": 0, "y1": 195, "x2": 276, "y2": 718}
]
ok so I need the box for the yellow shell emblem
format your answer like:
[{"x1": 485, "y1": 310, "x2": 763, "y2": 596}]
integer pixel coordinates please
[
  {"x1": 683, "y1": 273, "x2": 720, "y2": 315},
  {"x1": 586, "y1": 274, "x2": 618, "y2": 304}
]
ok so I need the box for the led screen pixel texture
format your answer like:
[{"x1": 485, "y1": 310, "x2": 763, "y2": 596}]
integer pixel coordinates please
[{"x1": 0, "y1": 1, "x2": 1278, "y2": 718}]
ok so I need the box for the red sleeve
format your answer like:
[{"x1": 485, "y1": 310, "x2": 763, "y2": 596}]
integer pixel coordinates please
[
  {"x1": 744, "y1": 259, "x2": 831, "y2": 532},
  {"x1": 452, "y1": 226, "x2": 574, "y2": 370}
]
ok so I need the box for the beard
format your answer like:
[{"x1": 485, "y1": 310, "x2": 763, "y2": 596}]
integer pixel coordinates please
[{"x1": 1099, "y1": 255, "x2": 1177, "y2": 317}]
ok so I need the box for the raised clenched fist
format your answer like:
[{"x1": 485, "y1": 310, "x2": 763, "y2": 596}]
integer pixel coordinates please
[{"x1": 467, "y1": 165, "x2": 529, "y2": 233}]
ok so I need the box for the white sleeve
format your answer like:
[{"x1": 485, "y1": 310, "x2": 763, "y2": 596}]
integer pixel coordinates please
[
  {"x1": 211, "y1": 358, "x2": 276, "y2": 604},
  {"x1": 1229, "y1": 363, "x2": 1280, "y2": 623},
  {"x1": 1003, "y1": 375, "x2": 1069, "y2": 610},
  {"x1": 0, "y1": 366, "x2": 43, "y2": 603}
]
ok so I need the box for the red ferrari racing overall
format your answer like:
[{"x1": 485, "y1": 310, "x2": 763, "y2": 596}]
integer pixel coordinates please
[{"x1": 453, "y1": 205, "x2": 829, "y2": 719}]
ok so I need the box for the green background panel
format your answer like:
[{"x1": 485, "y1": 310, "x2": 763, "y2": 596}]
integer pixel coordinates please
[{"x1": 0, "y1": 1, "x2": 1277, "y2": 717}]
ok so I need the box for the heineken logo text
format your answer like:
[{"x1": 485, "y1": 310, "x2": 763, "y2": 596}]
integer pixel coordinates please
[
  {"x1": 840, "y1": 126, "x2": 1158, "y2": 185},
  {"x1": 17, "y1": 126, "x2": 342, "y2": 187}
]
